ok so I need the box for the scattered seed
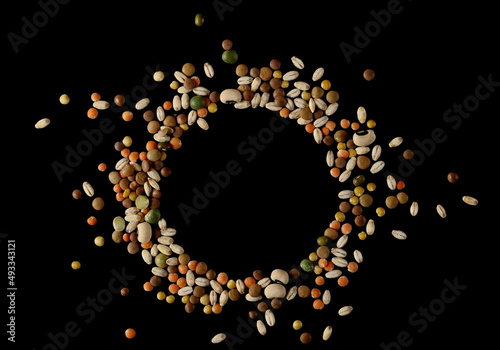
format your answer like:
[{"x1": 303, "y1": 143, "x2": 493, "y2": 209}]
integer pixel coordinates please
[
  {"x1": 211, "y1": 333, "x2": 226, "y2": 344},
  {"x1": 462, "y1": 196, "x2": 478, "y2": 206},
  {"x1": 291, "y1": 56, "x2": 305, "y2": 69},
  {"x1": 35, "y1": 118, "x2": 50, "y2": 129},
  {"x1": 312, "y1": 67, "x2": 324, "y2": 81},
  {"x1": 322, "y1": 326, "x2": 333, "y2": 341},
  {"x1": 410, "y1": 201, "x2": 419, "y2": 216},
  {"x1": 392, "y1": 230, "x2": 407, "y2": 240},
  {"x1": 338, "y1": 305, "x2": 353, "y2": 316},
  {"x1": 256, "y1": 320, "x2": 266, "y2": 335},
  {"x1": 82, "y1": 182, "x2": 94, "y2": 197},
  {"x1": 436, "y1": 204, "x2": 447, "y2": 218},
  {"x1": 389, "y1": 136, "x2": 403, "y2": 148},
  {"x1": 93, "y1": 100, "x2": 110, "y2": 110},
  {"x1": 386, "y1": 175, "x2": 396, "y2": 190}
]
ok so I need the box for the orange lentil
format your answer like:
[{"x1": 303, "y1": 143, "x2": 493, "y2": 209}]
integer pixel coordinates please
[
  {"x1": 351, "y1": 122, "x2": 360, "y2": 131},
  {"x1": 139, "y1": 151, "x2": 148, "y2": 161},
  {"x1": 141, "y1": 240, "x2": 153, "y2": 249},
  {"x1": 116, "y1": 192, "x2": 124, "y2": 202},
  {"x1": 178, "y1": 264, "x2": 188, "y2": 275},
  {"x1": 168, "y1": 283, "x2": 179, "y2": 294},
  {"x1": 176, "y1": 277, "x2": 187, "y2": 288},
  {"x1": 87, "y1": 216, "x2": 97, "y2": 226},
  {"x1": 324, "y1": 261, "x2": 334, "y2": 271},
  {"x1": 122, "y1": 233, "x2": 130, "y2": 242},
  {"x1": 143, "y1": 282, "x2": 154, "y2": 291},
  {"x1": 338, "y1": 276, "x2": 349, "y2": 287},
  {"x1": 340, "y1": 119, "x2": 350, "y2": 129},
  {"x1": 122, "y1": 111, "x2": 133, "y2": 122},
  {"x1": 312, "y1": 299, "x2": 325, "y2": 310},
  {"x1": 98, "y1": 163, "x2": 107, "y2": 171},
  {"x1": 163, "y1": 101, "x2": 173, "y2": 110},
  {"x1": 204, "y1": 96, "x2": 210, "y2": 107},
  {"x1": 124, "y1": 328, "x2": 136, "y2": 339},
  {"x1": 337, "y1": 149, "x2": 349, "y2": 159},
  {"x1": 113, "y1": 184, "x2": 122, "y2": 193},
  {"x1": 168, "y1": 273, "x2": 179, "y2": 283},
  {"x1": 217, "y1": 272, "x2": 229, "y2": 285},
  {"x1": 330, "y1": 167, "x2": 341, "y2": 178},
  {"x1": 315, "y1": 276, "x2": 325, "y2": 286},
  {"x1": 321, "y1": 126, "x2": 330, "y2": 135},
  {"x1": 170, "y1": 137, "x2": 182, "y2": 150},
  {"x1": 212, "y1": 303, "x2": 222, "y2": 314},
  {"x1": 305, "y1": 123, "x2": 315, "y2": 133},
  {"x1": 91, "y1": 92, "x2": 101, "y2": 101},
  {"x1": 244, "y1": 277, "x2": 256, "y2": 288},
  {"x1": 129, "y1": 151, "x2": 140, "y2": 163},
  {"x1": 318, "y1": 258, "x2": 328, "y2": 268},
  {"x1": 330, "y1": 220, "x2": 341, "y2": 230},
  {"x1": 87, "y1": 107, "x2": 98, "y2": 119},
  {"x1": 146, "y1": 141, "x2": 157, "y2": 151},
  {"x1": 311, "y1": 288, "x2": 321, "y2": 299},
  {"x1": 188, "y1": 260, "x2": 198, "y2": 271},
  {"x1": 279, "y1": 108, "x2": 290, "y2": 118},
  {"x1": 341, "y1": 223, "x2": 352, "y2": 234},
  {"x1": 348, "y1": 261, "x2": 359, "y2": 273},
  {"x1": 192, "y1": 76, "x2": 201, "y2": 87},
  {"x1": 197, "y1": 107, "x2": 208, "y2": 117},
  {"x1": 325, "y1": 120, "x2": 336, "y2": 131},
  {"x1": 397, "y1": 181, "x2": 405, "y2": 190},
  {"x1": 120, "y1": 148, "x2": 131, "y2": 158}
]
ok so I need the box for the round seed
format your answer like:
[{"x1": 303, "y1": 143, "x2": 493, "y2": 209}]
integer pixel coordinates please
[
  {"x1": 447, "y1": 172, "x2": 459, "y2": 183},
  {"x1": 363, "y1": 69, "x2": 375, "y2": 81}
]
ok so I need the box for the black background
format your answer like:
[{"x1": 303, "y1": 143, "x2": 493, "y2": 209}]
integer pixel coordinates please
[{"x1": 3, "y1": 0, "x2": 498, "y2": 349}]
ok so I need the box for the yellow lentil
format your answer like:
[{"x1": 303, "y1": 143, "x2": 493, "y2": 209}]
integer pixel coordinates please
[
  {"x1": 321, "y1": 79, "x2": 331, "y2": 90},
  {"x1": 273, "y1": 70, "x2": 282, "y2": 78},
  {"x1": 71, "y1": 261, "x2": 81, "y2": 270},
  {"x1": 367, "y1": 120, "x2": 376, "y2": 128},
  {"x1": 309, "y1": 252, "x2": 318, "y2": 262},
  {"x1": 59, "y1": 94, "x2": 70, "y2": 105},
  {"x1": 170, "y1": 81, "x2": 179, "y2": 90},
  {"x1": 293, "y1": 320, "x2": 303, "y2": 330},
  {"x1": 376, "y1": 207, "x2": 386, "y2": 217},
  {"x1": 301, "y1": 91, "x2": 311, "y2": 100},
  {"x1": 166, "y1": 295, "x2": 175, "y2": 303},
  {"x1": 367, "y1": 182, "x2": 377, "y2": 191},
  {"x1": 208, "y1": 103, "x2": 218, "y2": 113},
  {"x1": 281, "y1": 80, "x2": 289, "y2": 89},
  {"x1": 122, "y1": 136, "x2": 133, "y2": 147},
  {"x1": 94, "y1": 236, "x2": 105, "y2": 247},
  {"x1": 335, "y1": 211, "x2": 346, "y2": 222},
  {"x1": 349, "y1": 196, "x2": 360, "y2": 205},
  {"x1": 313, "y1": 265, "x2": 323, "y2": 275},
  {"x1": 358, "y1": 231, "x2": 367, "y2": 240},
  {"x1": 354, "y1": 186, "x2": 365, "y2": 196},
  {"x1": 157, "y1": 291, "x2": 166, "y2": 300},
  {"x1": 203, "y1": 305, "x2": 212, "y2": 314}
]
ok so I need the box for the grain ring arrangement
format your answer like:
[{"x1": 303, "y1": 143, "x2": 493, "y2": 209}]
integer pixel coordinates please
[{"x1": 58, "y1": 37, "x2": 479, "y2": 346}]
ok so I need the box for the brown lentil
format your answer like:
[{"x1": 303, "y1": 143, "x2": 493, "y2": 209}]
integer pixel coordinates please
[
  {"x1": 447, "y1": 172, "x2": 459, "y2": 183},
  {"x1": 386, "y1": 196, "x2": 399, "y2": 209},
  {"x1": 403, "y1": 149, "x2": 414, "y2": 159}
]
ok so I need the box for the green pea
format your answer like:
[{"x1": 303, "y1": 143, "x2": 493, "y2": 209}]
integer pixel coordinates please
[
  {"x1": 317, "y1": 236, "x2": 329, "y2": 246},
  {"x1": 145, "y1": 208, "x2": 161, "y2": 224},
  {"x1": 135, "y1": 195, "x2": 149, "y2": 210},
  {"x1": 194, "y1": 13, "x2": 204, "y2": 26},
  {"x1": 155, "y1": 253, "x2": 168, "y2": 268},
  {"x1": 222, "y1": 50, "x2": 238, "y2": 64},
  {"x1": 300, "y1": 259, "x2": 314, "y2": 272},
  {"x1": 190, "y1": 95, "x2": 205, "y2": 110},
  {"x1": 112, "y1": 216, "x2": 125, "y2": 232}
]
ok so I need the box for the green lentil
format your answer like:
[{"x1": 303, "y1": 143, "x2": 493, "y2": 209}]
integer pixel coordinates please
[
  {"x1": 300, "y1": 259, "x2": 314, "y2": 272},
  {"x1": 222, "y1": 50, "x2": 238, "y2": 64}
]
